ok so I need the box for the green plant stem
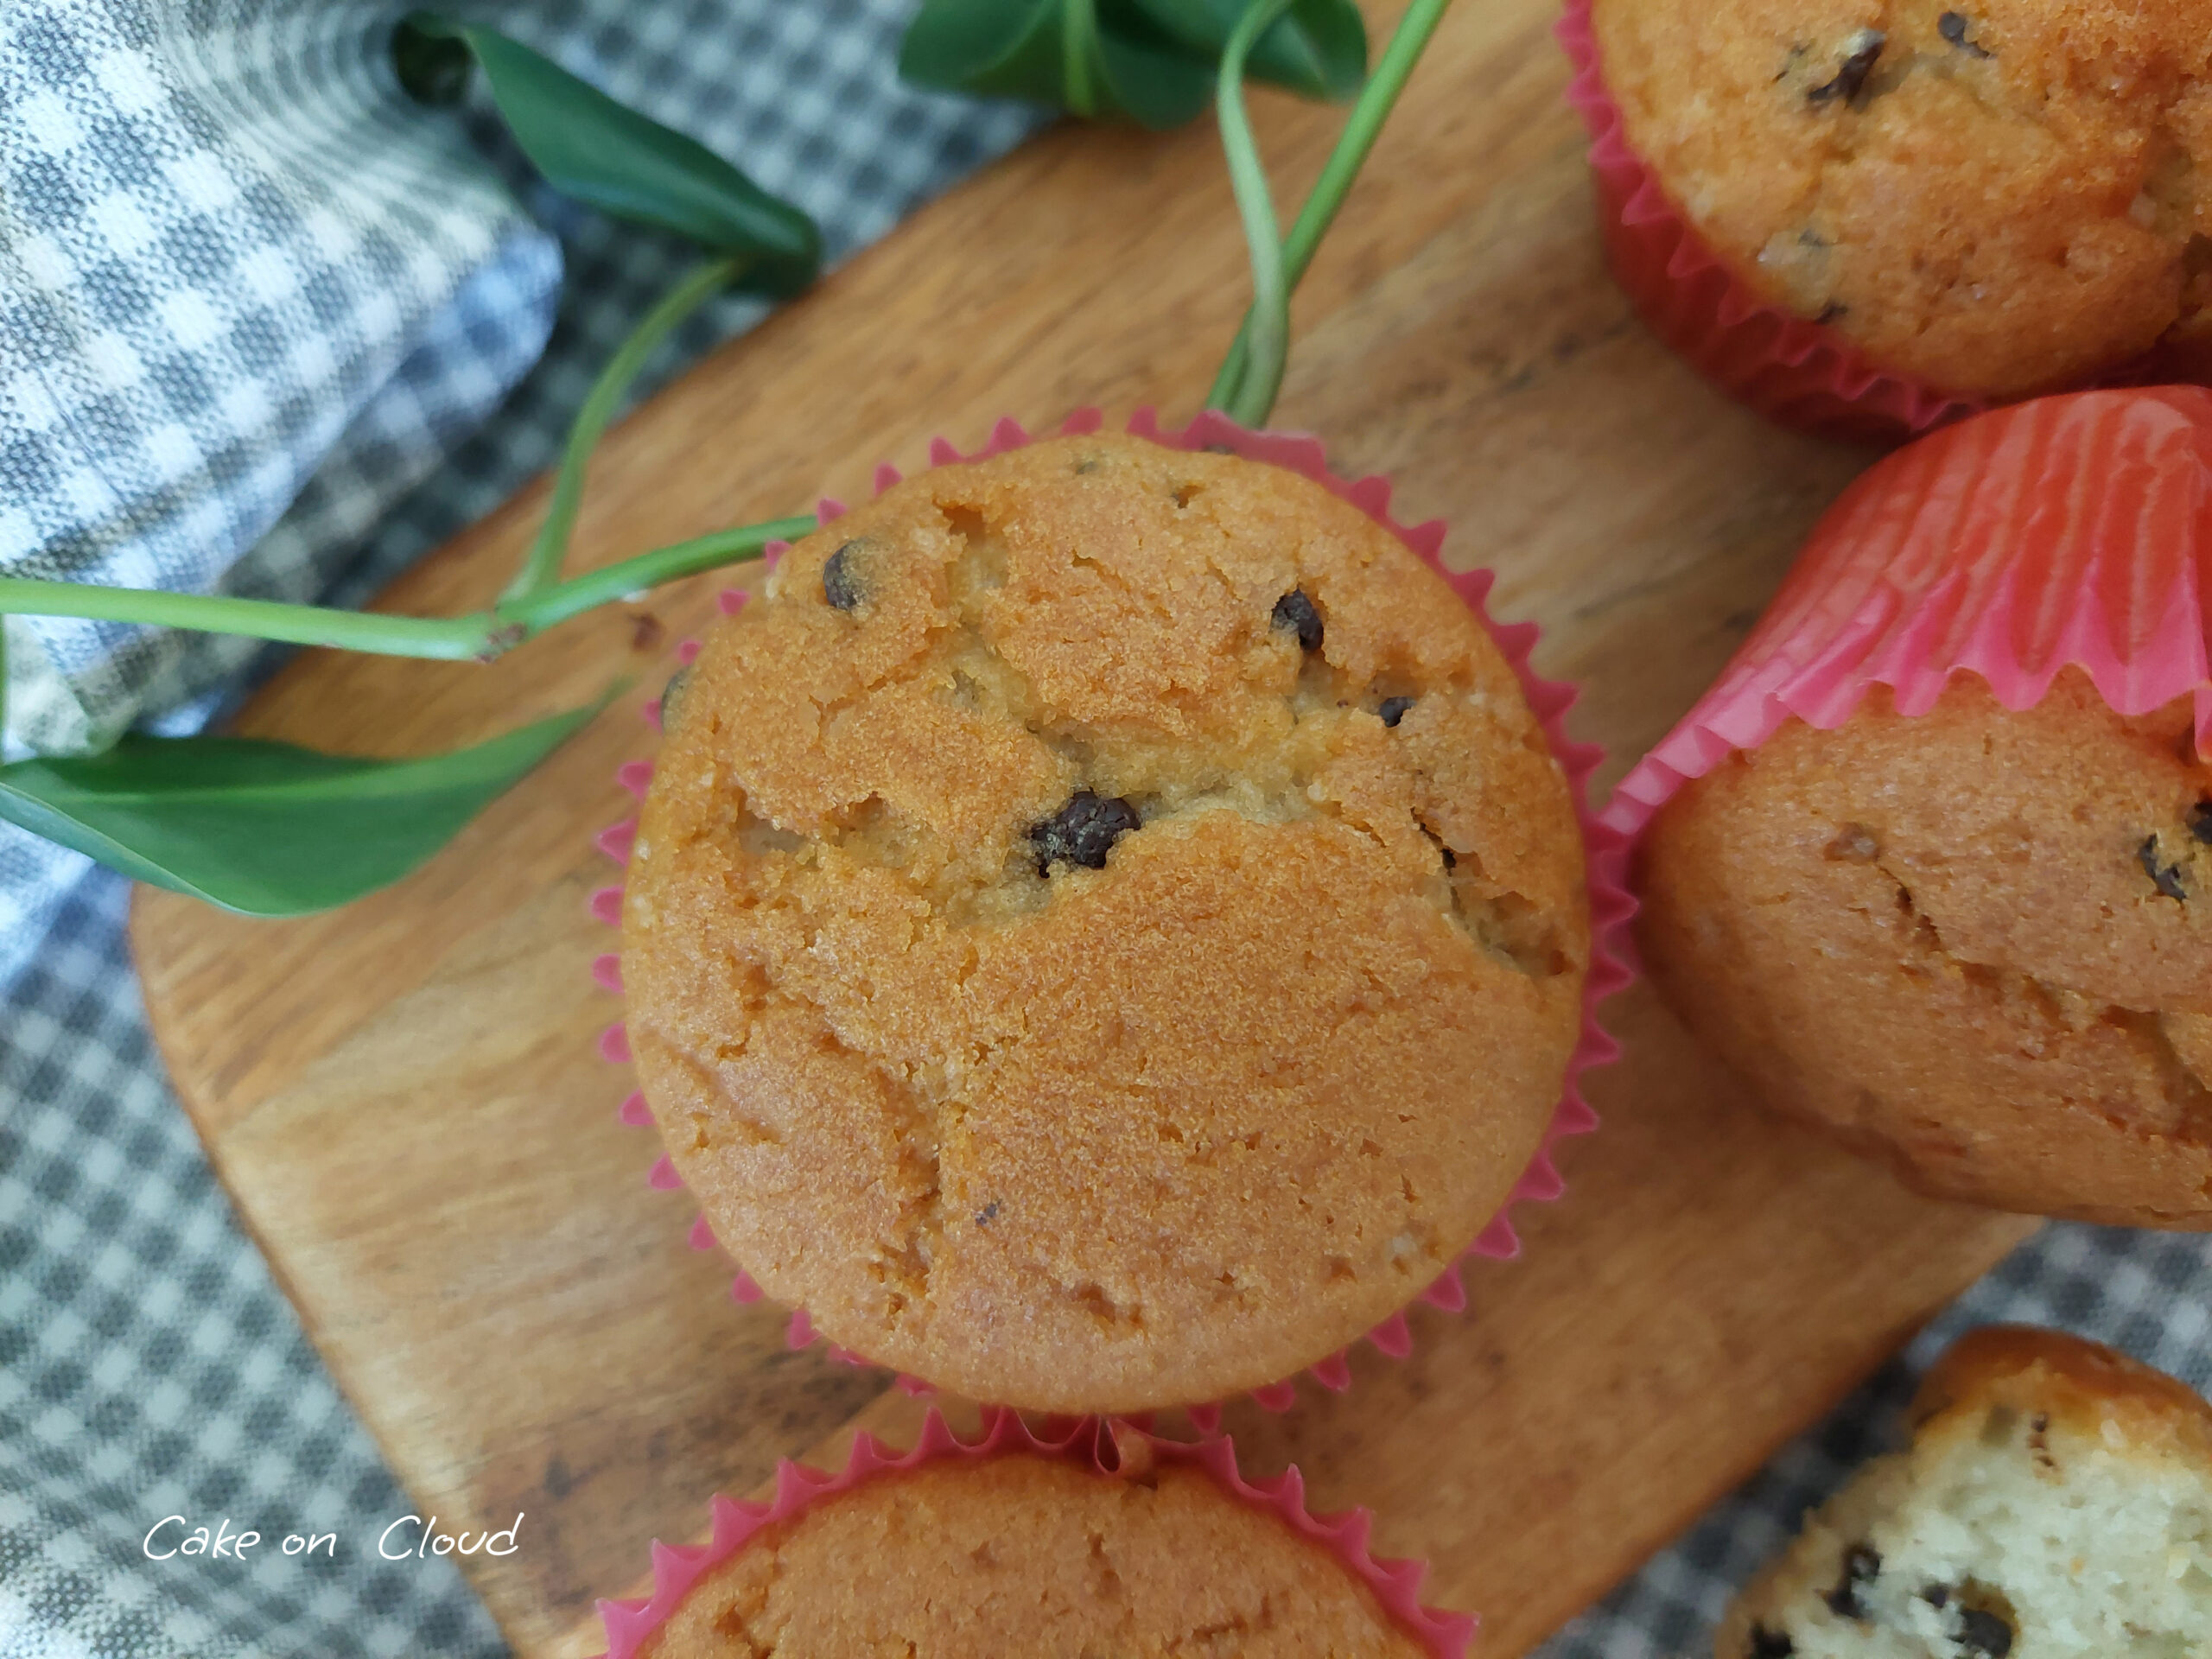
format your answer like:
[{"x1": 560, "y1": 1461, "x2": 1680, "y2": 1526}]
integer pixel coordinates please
[
  {"x1": 500, "y1": 252, "x2": 747, "y2": 604},
  {"x1": 0, "y1": 512, "x2": 812, "y2": 664},
  {"x1": 1206, "y1": 0, "x2": 1453, "y2": 417},
  {"x1": 508, "y1": 518, "x2": 804, "y2": 631},
  {"x1": 1063, "y1": 0, "x2": 1100, "y2": 117},
  {"x1": 1213, "y1": 0, "x2": 1297, "y2": 429},
  {"x1": 0, "y1": 582, "x2": 497, "y2": 660}
]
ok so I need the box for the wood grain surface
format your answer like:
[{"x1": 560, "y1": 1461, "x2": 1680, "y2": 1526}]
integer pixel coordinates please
[{"x1": 130, "y1": 3, "x2": 2040, "y2": 1653}]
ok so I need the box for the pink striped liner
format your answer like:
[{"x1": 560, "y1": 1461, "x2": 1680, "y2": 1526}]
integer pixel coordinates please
[
  {"x1": 1601, "y1": 387, "x2": 2212, "y2": 844},
  {"x1": 591, "y1": 1408, "x2": 1472, "y2": 1659},
  {"x1": 592, "y1": 407, "x2": 1634, "y2": 1421}
]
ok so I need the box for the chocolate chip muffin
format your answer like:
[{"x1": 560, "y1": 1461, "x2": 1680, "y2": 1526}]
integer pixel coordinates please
[
  {"x1": 1637, "y1": 669, "x2": 2212, "y2": 1227},
  {"x1": 622, "y1": 431, "x2": 1590, "y2": 1413},
  {"x1": 1716, "y1": 1325, "x2": 2212, "y2": 1659},
  {"x1": 635, "y1": 1452, "x2": 1432, "y2": 1658},
  {"x1": 1589, "y1": 0, "x2": 2212, "y2": 398}
]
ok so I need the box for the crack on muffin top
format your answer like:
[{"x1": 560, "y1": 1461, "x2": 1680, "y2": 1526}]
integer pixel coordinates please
[
  {"x1": 674, "y1": 461, "x2": 1573, "y2": 970},
  {"x1": 622, "y1": 433, "x2": 1589, "y2": 1409},
  {"x1": 1851, "y1": 836, "x2": 2212, "y2": 1151}
]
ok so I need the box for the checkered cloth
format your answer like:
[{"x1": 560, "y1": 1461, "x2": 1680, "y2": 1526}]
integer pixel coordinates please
[
  {"x1": 7, "y1": 6, "x2": 2212, "y2": 1659},
  {"x1": 0, "y1": 2, "x2": 1033, "y2": 1654},
  {"x1": 0, "y1": 0, "x2": 552, "y2": 765}
]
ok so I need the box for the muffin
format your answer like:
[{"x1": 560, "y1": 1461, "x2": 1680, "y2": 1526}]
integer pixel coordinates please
[
  {"x1": 1715, "y1": 1325, "x2": 2212, "y2": 1659},
  {"x1": 1610, "y1": 387, "x2": 2212, "y2": 1225},
  {"x1": 1638, "y1": 669, "x2": 2212, "y2": 1226},
  {"x1": 610, "y1": 1437, "x2": 1446, "y2": 1658},
  {"x1": 1575, "y1": 0, "x2": 2212, "y2": 417},
  {"x1": 620, "y1": 429, "x2": 1592, "y2": 1414}
]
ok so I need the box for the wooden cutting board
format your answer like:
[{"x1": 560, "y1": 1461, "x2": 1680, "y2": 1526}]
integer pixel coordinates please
[{"x1": 130, "y1": 3, "x2": 2040, "y2": 1653}]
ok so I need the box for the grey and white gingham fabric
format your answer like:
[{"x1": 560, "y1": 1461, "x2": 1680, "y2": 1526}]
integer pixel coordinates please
[
  {"x1": 3, "y1": 876, "x2": 506, "y2": 1656},
  {"x1": 0, "y1": 0, "x2": 554, "y2": 763},
  {"x1": 0, "y1": 3, "x2": 1034, "y2": 1654},
  {"x1": 5, "y1": 4, "x2": 2212, "y2": 1658}
]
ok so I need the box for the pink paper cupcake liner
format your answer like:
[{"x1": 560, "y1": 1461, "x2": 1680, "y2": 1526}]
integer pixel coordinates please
[
  {"x1": 591, "y1": 407, "x2": 1635, "y2": 1421},
  {"x1": 1558, "y1": 0, "x2": 1984, "y2": 443},
  {"x1": 1600, "y1": 386, "x2": 2212, "y2": 848},
  {"x1": 591, "y1": 1407, "x2": 1474, "y2": 1659}
]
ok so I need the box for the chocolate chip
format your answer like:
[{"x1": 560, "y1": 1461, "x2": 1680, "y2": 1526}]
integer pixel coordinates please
[
  {"x1": 2190, "y1": 801, "x2": 2212, "y2": 844},
  {"x1": 1272, "y1": 588, "x2": 1324, "y2": 652},
  {"x1": 2140, "y1": 835, "x2": 2188, "y2": 900},
  {"x1": 1808, "y1": 29, "x2": 1884, "y2": 104},
  {"x1": 1030, "y1": 791, "x2": 1141, "y2": 874},
  {"x1": 1958, "y1": 1610, "x2": 2013, "y2": 1656},
  {"x1": 1826, "y1": 1543, "x2": 1880, "y2": 1618},
  {"x1": 1937, "y1": 11, "x2": 1993, "y2": 56},
  {"x1": 1921, "y1": 1587, "x2": 2015, "y2": 1656},
  {"x1": 660, "y1": 665, "x2": 692, "y2": 727},
  {"x1": 1748, "y1": 1627, "x2": 1796, "y2": 1659},
  {"x1": 823, "y1": 541, "x2": 865, "y2": 612},
  {"x1": 974, "y1": 1200, "x2": 1001, "y2": 1226},
  {"x1": 1379, "y1": 696, "x2": 1416, "y2": 728}
]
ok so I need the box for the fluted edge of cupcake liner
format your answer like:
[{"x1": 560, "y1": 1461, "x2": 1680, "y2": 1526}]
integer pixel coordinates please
[
  {"x1": 1556, "y1": 0, "x2": 1986, "y2": 443},
  {"x1": 1600, "y1": 387, "x2": 2212, "y2": 851},
  {"x1": 588, "y1": 1405, "x2": 1474, "y2": 1659},
  {"x1": 591, "y1": 405, "x2": 1636, "y2": 1421}
]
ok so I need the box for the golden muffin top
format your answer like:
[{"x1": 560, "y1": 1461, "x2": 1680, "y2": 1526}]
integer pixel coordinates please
[
  {"x1": 1593, "y1": 0, "x2": 2212, "y2": 396},
  {"x1": 623, "y1": 432, "x2": 1587, "y2": 1412},
  {"x1": 640, "y1": 1452, "x2": 1430, "y2": 1658}
]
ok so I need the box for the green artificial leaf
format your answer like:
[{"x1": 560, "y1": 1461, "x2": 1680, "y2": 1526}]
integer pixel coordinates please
[
  {"x1": 1091, "y1": 20, "x2": 1216, "y2": 128},
  {"x1": 897, "y1": 0, "x2": 1065, "y2": 101},
  {"x1": 899, "y1": 0, "x2": 1365, "y2": 129},
  {"x1": 394, "y1": 14, "x2": 821, "y2": 297},
  {"x1": 0, "y1": 701, "x2": 603, "y2": 916},
  {"x1": 1125, "y1": 0, "x2": 1366, "y2": 101},
  {"x1": 899, "y1": 0, "x2": 1210, "y2": 127}
]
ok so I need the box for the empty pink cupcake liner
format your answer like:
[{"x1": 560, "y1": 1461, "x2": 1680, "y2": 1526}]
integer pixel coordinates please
[
  {"x1": 590, "y1": 1406, "x2": 1474, "y2": 1659},
  {"x1": 591, "y1": 406, "x2": 1635, "y2": 1421},
  {"x1": 1557, "y1": 0, "x2": 1981, "y2": 443},
  {"x1": 1600, "y1": 387, "x2": 2212, "y2": 849}
]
